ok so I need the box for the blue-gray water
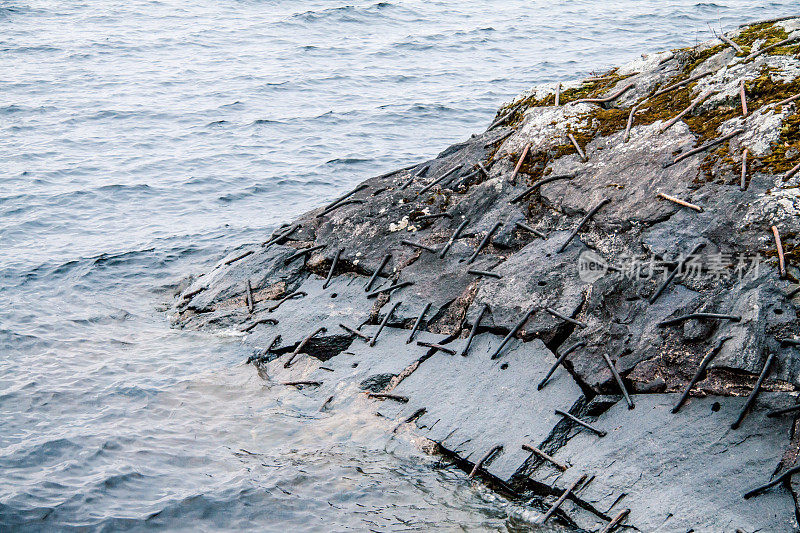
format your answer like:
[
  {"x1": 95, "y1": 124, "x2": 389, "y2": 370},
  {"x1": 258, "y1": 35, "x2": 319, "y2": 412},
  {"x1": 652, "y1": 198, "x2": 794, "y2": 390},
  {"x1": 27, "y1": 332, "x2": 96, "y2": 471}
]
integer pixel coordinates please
[{"x1": 1, "y1": 1, "x2": 796, "y2": 530}]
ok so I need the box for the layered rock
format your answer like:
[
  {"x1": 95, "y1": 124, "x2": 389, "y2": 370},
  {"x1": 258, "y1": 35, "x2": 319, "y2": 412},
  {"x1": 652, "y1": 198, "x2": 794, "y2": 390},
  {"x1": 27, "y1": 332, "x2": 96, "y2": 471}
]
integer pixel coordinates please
[{"x1": 173, "y1": 18, "x2": 800, "y2": 531}]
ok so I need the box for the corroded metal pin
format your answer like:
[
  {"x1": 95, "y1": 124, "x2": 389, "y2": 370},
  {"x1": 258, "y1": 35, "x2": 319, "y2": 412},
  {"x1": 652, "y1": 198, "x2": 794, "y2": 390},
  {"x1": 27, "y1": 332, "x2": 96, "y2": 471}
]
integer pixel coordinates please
[
  {"x1": 510, "y1": 143, "x2": 530, "y2": 185},
  {"x1": 743, "y1": 465, "x2": 800, "y2": 499},
  {"x1": 323, "y1": 183, "x2": 368, "y2": 211},
  {"x1": 600, "y1": 509, "x2": 631, "y2": 533},
  {"x1": 284, "y1": 326, "x2": 327, "y2": 368},
  {"x1": 282, "y1": 380, "x2": 321, "y2": 387},
  {"x1": 417, "y1": 164, "x2": 462, "y2": 195},
  {"x1": 720, "y1": 34, "x2": 744, "y2": 54},
  {"x1": 510, "y1": 174, "x2": 573, "y2": 203},
  {"x1": 623, "y1": 104, "x2": 638, "y2": 142},
  {"x1": 467, "y1": 222, "x2": 502, "y2": 264},
  {"x1": 785, "y1": 162, "x2": 800, "y2": 182},
  {"x1": 401, "y1": 239, "x2": 438, "y2": 253},
  {"x1": 515, "y1": 221, "x2": 546, "y2": 239},
  {"x1": 268, "y1": 291, "x2": 306, "y2": 312},
  {"x1": 538, "y1": 474, "x2": 588, "y2": 524},
  {"x1": 365, "y1": 254, "x2": 391, "y2": 292},
  {"x1": 484, "y1": 129, "x2": 514, "y2": 149},
  {"x1": 672, "y1": 336, "x2": 731, "y2": 414},
  {"x1": 415, "y1": 212, "x2": 452, "y2": 222},
  {"x1": 316, "y1": 199, "x2": 364, "y2": 218},
  {"x1": 367, "y1": 392, "x2": 409, "y2": 403},
  {"x1": 555, "y1": 409, "x2": 606, "y2": 437},
  {"x1": 417, "y1": 341, "x2": 456, "y2": 355},
  {"x1": 767, "y1": 404, "x2": 800, "y2": 418},
  {"x1": 366, "y1": 280, "x2": 413, "y2": 299},
  {"x1": 731, "y1": 352, "x2": 775, "y2": 429},
  {"x1": 557, "y1": 198, "x2": 610, "y2": 253},
  {"x1": 225, "y1": 249, "x2": 254, "y2": 266},
  {"x1": 744, "y1": 35, "x2": 800, "y2": 61},
  {"x1": 772, "y1": 226, "x2": 786, "y2": 279},
  {"x1": 490, "y1": 307, "x2": 536, "y2": 360},
  {"x1": 467, "y1": 269, "x2": 502, "y2": 279},
  {"x1": 468, "y1": 445, "x2": 503, "y2": 478},
  {"x1": 487, "y1": 109, "x2": 513, "y2": 131},
  {"x1": 572, "y1": 82, "x2": 634, "y2": 105},
  {"x1": 406, "y1": 302, "x2": 431, "y2": 344},
  {"x1": 545, "y1": 307, "x2": 587, "y2": 328},
  {"x1": 284, "y1": 244, "x2": 326, "y2": 264},
  {"x1": 664, "y1": 129, "x2": 744, "y2": 168},
  {"x1": 521, "y1": 443, "x2": 568, "y2": 471},
  {"x1": 538, "y1": 342, "x2": 586, "y2": 390},
  {"x1": 460, "y1": 304, "x2": 489, "y2": 357},
  {"x1": 263, "y1": 223, "x2": 300, "y2": 248},
  {"x1": 740, "y1": 79, "x2": 748, "y2": 117},
  {"x1": 439, "y1": 218, "x2": 470, "y2": 258},
  {"x1": 370, "y1": 301, "x2": 401, "y2": 347},
  {"x1": 567, "y1": 133, "x2": 588, "y2": 162},
  {"x1": 246, "y1": 279, "x2": 255, "y2": 313},
  {"x1": 652, "y1": 71, "x2": 711, "y2": 97},
  {"x1": 657, "y1": 192, "x2": 703, "y2": 212},
  {"x1": 555, "y1": 83, "x2": 561, "y2": 106},
  {"x1": 182, "y1": 286, "x2": 206, "y2": 300},
  {"x1": 658, "y1": 313, "x2": 741, "y2": 327},
  {"x1": 740, "y1": 149, "x2": 748, "y2": 191},
  {"x1": 659, "y1": 89, "x2": 712, "y2": 134},
  {"x1": 322, "y1": 248, "x2": 343, "y2": 289},
  {"x1": 399, "y1": 164, "x2": 430, "y2": 190},
  {"x1": 649, "y1": 242, "x2": 705, "y2": 304},
  {"x1": 240, "y1": 318, "x2": 279, "y2": 333},
  {"x1": 338, "y1": 323, "x2": 371, "y2": 342},
  {"x1": 602, "y1": 353, "x2": 635, "y2": 409}
]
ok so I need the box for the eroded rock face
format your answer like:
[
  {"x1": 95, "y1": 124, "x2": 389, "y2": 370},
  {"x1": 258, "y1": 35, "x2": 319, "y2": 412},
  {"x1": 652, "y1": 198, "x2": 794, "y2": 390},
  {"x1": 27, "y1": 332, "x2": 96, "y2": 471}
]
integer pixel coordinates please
[{"x1": 173, "y1": 18, "x2": 800, "y2": 531}]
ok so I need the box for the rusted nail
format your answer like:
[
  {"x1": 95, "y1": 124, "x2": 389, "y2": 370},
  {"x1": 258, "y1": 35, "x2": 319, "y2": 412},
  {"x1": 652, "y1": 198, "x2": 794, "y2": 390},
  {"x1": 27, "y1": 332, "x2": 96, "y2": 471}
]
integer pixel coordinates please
[
  {"x1": 659, "y1": 89, "x2": 712, "y2": 134},
  {"x1": 467, "y1": 269, "x2": 502, "y2": 279},
  {"x1": 672, "y1": 336, "x2": 731, "y2": 413},
  {"x1": 225, "y1": 249, "x2": 254, "y2": 266},
  {"x1": 545, "y1": 307, "x2": 587, "y2": 328},
  {"x1": 468, "y1": 445, "x2": 503, "y2": 479},
  {"x1": 324, "y1": 183, "x2": 368, "y2": 211},
  {"x1": 246, "y1": 280, "x2": 255, "y2": 313},
  {"x1": 284, "y1": 326, "x2": 327, "y2": 368},
  {"x1": 401, "y1": 239, "x2": 438, "y2": 254},
  {"x1": 659, "y1": 313, "x2": 741, "y2": 327},
  {"x1": 320, "y1": 395, "x2": 334, "y2": 411},
  {"x1": 417, "y1": 341, "x2": 457, "y2": 355},
  {"x1": 600, "y1": 509, "x2": 631, "y2": 533},
  {"x1": 652, "y1": 71, "x2": 711, "y2": 97},
  {"x1": 720, "y1": 33, "x2": 744, "y2": 54},
  {"x1": 240, "y1": 318, "x2": 279, "y2": 333},
  {"x1": 557, "y1": 198, "x2": 610, "y2": 253},
  {"x1": 744, "y1": 465, "x2": 800, "y2": 499},
  {"x1": 400, "y1": 164, "x2": 430, "y2": 190},
  {"x1": 407, "y1": 302, "x2": 431, "y2": 344},
  {"x1": 572, "y1": 82, "x2": 634, "y2": 105},
  {"x1": 731, "y1": 352, "x2": 775, "y2": 429},
  {"x1": 370, "y1": 301, "x2": 401, "y2": 347},
  {"x1": 460, "y1": 304, "x2": 489, "y2": 357},
  {"x1": 467, "y1": 222, "x2": 502, "y2": 264},
  {"x1": 602, "y1": 353, "x2": 635, "y2": 409},
  {"x1": 773, "y1": 93, "x2": 800, "y2": 107},
  {"x1": 182, "y1": 286, "x2": 206, "y2": 300},
  {"x1": 263, "y1": 223, "x2": 300, "y2": 248},
  {"x1": 338, "y1": 323, "x2": 371, "y2": 342},
  {"x1": 490, "y1": 307, "x2": 536, "y2": 360},
  {"x1": 439, "y1": 218, "x2": 470, "y2": 258},
  {"x1": 538, "y1": 342, "x2": 586, "y2": 390},
  {"x1": 767, "y1": 404, "x2": 800, "y2": 418},
  {"x1": 567, "y1": 133, "x2": 588, "y2": 162},
  {"x1": 393, "y1": 407, "x2": 426, "y2": 433},
  {"x1": 510, "y1": 144, "x2": 530, "y2": 185},
  {"x1": 484, "y1": 129, "x2": 514, "y2": 149},
  {"x1": 515, "y1": 221, "x2": 546, "y2": 238},
  {"x1": 488, "y1": 109, "x2": 513, "y2": 131},
  {"x1": 316, "y1": 199, "x2": 364, "y2": 218},
  {"x1": 784, "y1": 162, "x2": 800, "y2": 182},
  {"x1": 417, "y1": 164, "x2": 462, "y2": 195},
  {"x1": 521, "y1": 443, "x2": 567, "y2": 471},
  {"x1": 510, "y1": 174, "x2": 573, "y2": 204},
  {"x1": 375, "y1": 163, "x2": 419, "y2": 181},
  {"x1": 415, "y1": 212, "x2": 452, "y2": 222},
  {"x1": 538, "y1": 474, "x2": 588, "y2": 524},
  {"x1": 664, "y1": 129, "x2": 744, "y2": 168},
  {"x1": 367, "y1": 392, "x2": 409, "y2": 403},
  {"x1": 282, "y1": 380, "x2": 321, "y2": 387},
  {"x1": 555, "y1": 83, "x2": 561, "y2": 106},
  {"x1": 623, "y1": 104, "x2": 638, "y2": 142},
  {"x1": 740, "y1": 149, "x2": 748, "y2": 190},
  {"x1": 740, "y1": 79, "x2": 748, "y2": 117},
  {"x1": 555, "y1": 409, "x2": 606, "y2": 437},
  {"x1": 657, "y1": 192, "x2": 703, "y2": 212},
  {"x1": 366, "y1": 280, "x2": 413, "y2": 299},
  {"x1": 364, "y1": 254, "x2": 391, "y2": 292},
  {"x1": 649, "y1": 242, "x2": 705, "y2": 304},
  {"x1": 744, "y1": 35, "x2": 800, "y2": 61},
  {"x1": 780, "y1": 337, "x2": 800, "y2": 346},
  {"x1": 322, "y1": 248, "x2": 343, "y2": 289},
  {"x1": 284, "y1": 244, "x2": 326, "y2": 264},
  {"x1": 268, "y1": 291, "x2": 306, "y2": 312},
  {"x1": 772, "y1": 226, "x2": 786, "y2": 278}
]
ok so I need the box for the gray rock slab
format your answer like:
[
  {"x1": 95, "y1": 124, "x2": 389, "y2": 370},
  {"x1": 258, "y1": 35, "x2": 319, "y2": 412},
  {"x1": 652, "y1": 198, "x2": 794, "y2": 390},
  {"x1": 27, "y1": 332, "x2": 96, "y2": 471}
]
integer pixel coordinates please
[{"x1": 377, "y1": 333, "x2": 584, "y2": 482}]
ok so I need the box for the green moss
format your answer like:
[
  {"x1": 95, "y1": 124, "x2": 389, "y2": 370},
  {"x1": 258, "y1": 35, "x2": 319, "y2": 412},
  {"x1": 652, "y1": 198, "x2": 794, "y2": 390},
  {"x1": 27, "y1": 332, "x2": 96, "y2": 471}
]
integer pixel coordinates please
[{"x1": 736, "y1": 22, "x2": 790, "y2": 54}]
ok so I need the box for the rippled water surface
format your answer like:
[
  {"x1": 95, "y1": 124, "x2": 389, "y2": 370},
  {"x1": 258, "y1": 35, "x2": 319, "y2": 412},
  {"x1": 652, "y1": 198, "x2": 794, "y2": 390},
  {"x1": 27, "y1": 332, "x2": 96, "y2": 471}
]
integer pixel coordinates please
[{"x1": 2, "y1": 1, "x2": 797, "y2": 530}]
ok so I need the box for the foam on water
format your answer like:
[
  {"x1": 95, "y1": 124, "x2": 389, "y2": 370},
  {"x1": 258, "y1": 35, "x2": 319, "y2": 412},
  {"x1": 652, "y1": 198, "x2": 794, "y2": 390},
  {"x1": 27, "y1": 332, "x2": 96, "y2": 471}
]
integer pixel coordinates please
[{"x1": 1, "y1": 1, "x2": 796, "y2": 530}]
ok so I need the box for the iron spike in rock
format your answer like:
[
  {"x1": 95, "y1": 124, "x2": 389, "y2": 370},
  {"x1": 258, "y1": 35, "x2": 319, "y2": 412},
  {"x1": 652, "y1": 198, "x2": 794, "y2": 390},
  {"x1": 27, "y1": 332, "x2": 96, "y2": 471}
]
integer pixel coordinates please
[
  {"x1": 416, "y1": 341, "x2": 457, "y2": 355},
  {"x1": 567, "y1": 133, "x2": 588, "y2": 162},
  {"x1": 490, "y1": 307, "x2": 536, "y2": 360},
  {"x1": 263, "y1": 223, "x2": 300, "y2": 248},
  {"x1": 316, "y1": 199, "x2": 364, "y2": 218},
  {"x1": 521, "y1": 443, "x2": 568, "y2": 471},
  {"x1": 731, "y1": 352, "x2": 775, "y2": 429},
  {"x1": 284, "y1": 244, "x2": 326, "y2": 264},
  {"x1": 656, "y1": 192, "x2": 703, "y2": 212},
  {"x1": 649, "y1": 242, "x2": 705, "y2": 304},
  {"x1": 246, "y1": 279, "x2": 255, "y2": 313},
  {"x1": 602, "y1": 353, "x2": 635, "y2": 409},
  {"x1": 400, "y1": 239, "x2": 438, "y2": 254},
  {"x1": 572, "y1": 82, "x2": 634, "y2": 105},
  {"x1": 284, "y1": 326, "x2": 327, "y2": 368},
  {"x1": 322, "y1": 248, "x2": 343, "y2": 289},
  {"x1": 514, "y1": 221, "x2": 547, "y2": 239},
  {"x1": 268, "y1": 291, "x2": 306, "y2": 312},
  {"x1": 366, "y1": 280, "x2": 413, "y2": 299},
  {"x1": 466, "y1": 222, "x2": 502, "y2": 264},
  {"x1": 282, "y1": 380, "x2": 322, "y2": 387},
  {"x1": 370, "y1": 301, "x2": 401, "y2": 347},
  {"x1": 538, "y1": 342, "x2": 586, "y2": 391},
  {"x1": 406, "y1": 302, "x2": 431, "y2": 344},
  {"x1": 537, "y1": 474, "x2": 588, "y2": 524},
  {"x1": 672, "y1": 336, "x2": 731, "y2": 414},
  {"x1": 545, "y1": 307, "x2": 587, "y2": 328},
  {"x1": 740, "y1": 149, "x2": 748, "y2": 190},
  {"x1": 338, "y1": 323, "x2": 371, "y2": 342},
  {"x1": 555, "y1": 409, "x2": 607, "y2": 437},
  {"x1": 743, "y1": 465, "x2": 800, "y2": 499},
  {"x1": 509, "y1": 143, "x2": 530, "y2": 185},
  {"x1": 460, "y1": 304, "x2": 489, "y2": 357},
  {"x1": 439, "y1": 218, "x2": 470, "y2": 258},
  {"x1": 664, "y1": 129, "x2": 744, "y2": 168},
  {"x1": 510, "y1": 174, "x2": 573, "y2": 203},
  {"x1": 417, "y1": 164, "x2": 462, "y2": 195},
  {"x1": 772, "y1": 226, "x2": 786, "y2": 279},
  {"x1": 467, "y1": 269, "x2": 502, "y2": 279},
  {"x1": 367, "y1": 392, "x2": 409, "y2": 402},
  {"x1": 658, "y1": 313, "x2": 741, "y2": 327},
  {"x1": 557, "y1": 198, "x2": 610, "y2": 253},
  {"x1": 652, "y1": 71, "x2": 711, "y2": 97},
  {"x1": 468, "y1": 445, "x2": 503, "y2": 479},
  {"x1": 239, "y1": 318, "x2": 278, "y2": 333},
  {"x1": 600, "y1": 509, "x2": 631, "y2": 533},
  {"x1": 224, "y1": 249, "x2": 254, "y2": 266},
  {"x1": 364, "y1": 254, "x2": 391, "y2": 292}
]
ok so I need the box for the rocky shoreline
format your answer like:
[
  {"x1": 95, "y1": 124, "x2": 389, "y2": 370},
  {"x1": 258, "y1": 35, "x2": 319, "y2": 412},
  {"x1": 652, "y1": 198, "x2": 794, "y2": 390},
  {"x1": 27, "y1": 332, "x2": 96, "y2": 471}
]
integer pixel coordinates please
[{"x1": 173, "y1": 18, "x2": 800, "y2": 531}]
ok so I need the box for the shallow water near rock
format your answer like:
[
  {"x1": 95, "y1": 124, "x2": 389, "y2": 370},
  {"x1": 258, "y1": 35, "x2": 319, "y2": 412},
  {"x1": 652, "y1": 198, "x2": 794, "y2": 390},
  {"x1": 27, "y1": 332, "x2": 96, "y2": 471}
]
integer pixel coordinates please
[{"x1": 1, "y1": 1, "x2": 798, "y2": 530}]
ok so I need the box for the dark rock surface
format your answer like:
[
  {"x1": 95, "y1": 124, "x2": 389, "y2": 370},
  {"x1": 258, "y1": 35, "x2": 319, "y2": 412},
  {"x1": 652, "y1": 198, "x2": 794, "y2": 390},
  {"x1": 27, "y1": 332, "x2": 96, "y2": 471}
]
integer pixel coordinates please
[{"x1": 173, "y1": 19, "x2": 800, "y2": 531}]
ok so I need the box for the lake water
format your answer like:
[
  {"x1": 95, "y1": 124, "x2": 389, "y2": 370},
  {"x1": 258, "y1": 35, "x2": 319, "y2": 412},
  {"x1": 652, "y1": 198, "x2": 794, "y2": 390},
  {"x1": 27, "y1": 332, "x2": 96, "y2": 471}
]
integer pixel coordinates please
[{"x1": 1, "y1": 1, "x2": 796, "y2": 530}]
